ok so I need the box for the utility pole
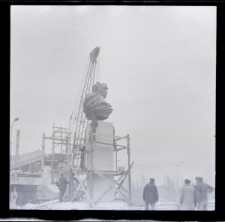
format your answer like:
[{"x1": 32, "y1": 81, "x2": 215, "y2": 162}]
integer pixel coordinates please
[
  {"x1": 42, "y1": 133, "x2": 45, "y2": 173},
  {"x1": 172, "y1": 161, "x2": 183, "y2": 207},
  {"x1": 15, "y1": 130, "x2": 20, "y2": 176},
  {"x1": 172, "y1": 162, "x2": 183, "y2": 188},
  {"x1": 10, "y1": 118, "x2": 19, "y2": 157},
  {"x1": 127, "y1": 134, "x2": 131, "y2": 202}
]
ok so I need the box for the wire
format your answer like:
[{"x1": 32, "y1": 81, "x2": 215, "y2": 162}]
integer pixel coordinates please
[
  {"x1": 69, "y1": 58, "x2": 90, "y2": 130},
  {"x1": 96, "y1": 53, "x2": 100, "y2": 82},
  {"x1": 99, "y1": 52, "x2": 101, "y2": 82},
  {"x1": 67, "y1": 57, "x2": 90, "y2": 132}
]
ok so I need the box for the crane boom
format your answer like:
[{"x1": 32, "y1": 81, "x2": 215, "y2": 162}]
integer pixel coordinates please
[
  {"x1": 90, "y1": 47, "x2": 100, "y2": 63},
  {"x1": 72, "y1": 47, "x2": 100, "y2": 169}
]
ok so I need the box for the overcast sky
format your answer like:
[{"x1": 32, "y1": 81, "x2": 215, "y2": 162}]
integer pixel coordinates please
[{"x1": 11, "y1": 6, "x2": 216, "y2": 186}]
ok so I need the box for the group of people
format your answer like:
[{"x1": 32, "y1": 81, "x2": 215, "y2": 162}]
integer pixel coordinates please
[
  {"x1": 180, "y1": 177, "x2": 214, "y2": 210},
  {"x1": 143, "y1": 177, "x2": 214, "y2": 211},
  {"x1": 57, "y1": 173, "x2": 214, "y2": 210}
]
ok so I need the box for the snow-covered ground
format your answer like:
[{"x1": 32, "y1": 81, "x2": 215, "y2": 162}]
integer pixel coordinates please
[
  {"x1": 131, "y1": 200, "x2": 215, "y2": 211},
  {"x1": 19, "y1": 200, "x2": 215, "y2": 211}
]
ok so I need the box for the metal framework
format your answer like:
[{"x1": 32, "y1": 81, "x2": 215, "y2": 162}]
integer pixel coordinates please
[
  {"x1": 72, "y1": 47, "x2": 100, "y2": 170},
  {"x1": 10, "y1": 127, "x2": 134, "y2": 207},
  {"x1": 44, "y1": 126, "x2": 134, "y2": 207},
  {"x1": 10, "y1": 47, "x2": 134, "y2": 208},
  {"x1": 69, "y1": 47, "x2": 134, "y2": 206},
  {"x1": 75, "y1": 132, "x2": 133, "y2": 206},
  {"x1": 44, "y1": 125, "x2": 72, "y2": 184}
]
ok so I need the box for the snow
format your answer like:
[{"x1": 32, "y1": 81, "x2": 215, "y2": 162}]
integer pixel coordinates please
[{"x1": 20, "y1": 200, "x2": 215, "y2": 211}]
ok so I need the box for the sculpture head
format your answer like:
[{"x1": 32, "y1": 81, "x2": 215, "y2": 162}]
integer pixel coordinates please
[
  {"x1": 83, "y1": 82, "x2": 113, "y2": 122},
  {"x1": 92, "y1": 82, "x2": 108, "y2": 98}
]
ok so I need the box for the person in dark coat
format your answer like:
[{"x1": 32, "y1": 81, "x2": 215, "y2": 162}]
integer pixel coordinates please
[
  {"x1": 143, "y1": 178, "x2": 158, "y2": 210},
  {"x1": 58, "y1": 173, "x2": 70, "y2": 202},
  {"x1": 195, "y1": 177, "x2": 214, "y2": 210}
]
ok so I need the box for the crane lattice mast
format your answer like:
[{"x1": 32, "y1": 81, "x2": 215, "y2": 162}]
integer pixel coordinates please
[{"x1": 72, "y1": 46, "x2": 100, "y2": 168}]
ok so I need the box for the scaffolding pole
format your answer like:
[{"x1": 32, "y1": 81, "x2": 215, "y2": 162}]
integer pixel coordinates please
[{"x1": 127, "y1": 134, "x2": 131, "y2": 202}]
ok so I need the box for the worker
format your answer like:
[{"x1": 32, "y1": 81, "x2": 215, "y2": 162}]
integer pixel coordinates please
[
  {"x1": 180, "y1": 179, "x2": 195, "y2": 210},
  {"x1": 195, "y1": 177, "x2": 214, "y2": 210},
  {"x1": 79, "y1": 146, "x2": 86, "y2": 170},
  {"x1": 143, "y1": 178, "x2": 158, "y2": 210},
  {"x1": 58, "y1": 155, "x2": 66, "y2": 174},
  {"x1": 58, "y1": 173, "x2": 70, "y2": 202},
  {"x1": 10, "y1": 195, "x2": 17, "y2": 209}
]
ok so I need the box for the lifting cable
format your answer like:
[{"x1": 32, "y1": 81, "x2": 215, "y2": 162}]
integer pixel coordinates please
[
  {"x1": 99, "y1": 52, "x2": 101, "y2": 82},
  {"x1": 67, "y1": 57, "x2": 91, "y2": 133}
]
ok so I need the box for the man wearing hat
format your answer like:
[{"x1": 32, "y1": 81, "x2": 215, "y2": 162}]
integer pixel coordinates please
[
  {"x1": 143, "y1": 178, "x2": 158, "y2": 210},
  {"x1": 195, "y1": 177, "x2": 214, "y2": 210},
  {"x1": 58, "y1": 173, "x2": 70, "y2": 202},
  {"x1": 180, "y1": 179, "x2": 195, "y2": 210}
]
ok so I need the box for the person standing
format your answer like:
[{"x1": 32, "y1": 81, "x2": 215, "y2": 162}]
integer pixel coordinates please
[
  {"x1": 58, "y1": 173, "x2": 70, "y2": 202},
  {"x1": 143, "y1": 178, "x2": 158, "y2": 210},
  {"x1": 180, "y1": 179, "x2": 195, "y2": 210},
  {"x1": 79, "y1": 146, "x2": 87, "y2": 170},
  {"x1": 195, "y1": 177, "x2": 214, "y2": 210},
  {"x1": 10, "y1": 196, "x2": 17, "y2": 209}
]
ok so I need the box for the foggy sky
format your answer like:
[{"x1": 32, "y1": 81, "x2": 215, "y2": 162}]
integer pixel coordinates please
[{"x1": 10, "y1": 6, "x2": 216, "y2": 186}]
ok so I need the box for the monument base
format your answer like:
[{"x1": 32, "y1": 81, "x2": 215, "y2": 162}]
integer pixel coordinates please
[{"x1": 86, "y1": 121, "x2": 114, "y2": 202}]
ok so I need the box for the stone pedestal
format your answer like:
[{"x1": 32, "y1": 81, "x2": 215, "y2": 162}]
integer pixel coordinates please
[{"x1": 86, "y1": 121, "x2": 114, "y2": 202}]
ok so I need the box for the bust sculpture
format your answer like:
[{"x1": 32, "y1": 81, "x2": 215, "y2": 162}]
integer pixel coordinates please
[{"x1": 83, "y1": 82, "x2": 113, "y2": 133}]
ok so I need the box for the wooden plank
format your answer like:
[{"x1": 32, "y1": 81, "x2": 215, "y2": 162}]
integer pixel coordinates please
[
  {"x1": 92, "y1": 167, "x2": 133, "y2": 205},
  {"x1": 114, "y1": 136, "x2": 130, "y2": 142},
  {"x1": 24, "y1": 200, "x2": 59, "y2": 209},
  {"x1": 71, "y1": 173, "x2": 89, "y2": 202},
  {"x1": 94, "y1": 186, "x2": 112, "y2": 204},
  {"x1": 91, "y1": 166, "x2": 134, "y2": 206},
  {"x1": 114, "y1": 147, "x2": 127, "y2": 152},
  {"x1": 114, "y1": 162, "x2": 134, "y2": 197},
  {"x1": 45, "y1": 137, "x2": 67, "y2": 141},
  {"x1": 50, "y1": 191, "x2": 59, "y2": 201},
  {"x1": 95, "y1": 170, "x2": 129, "y2": 204},
  {"x1": 118, "y1": 161, "x2": 134, "y2": 189},
  {"x1": 73, "y1": 171, "x2": 95, "y2": 208}
]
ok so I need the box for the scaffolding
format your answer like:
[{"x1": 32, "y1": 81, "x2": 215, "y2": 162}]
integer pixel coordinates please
[
  {"x1": 42, "y1": 47, "x2": 134, "y2": 207},
  {"x1": 44, "y1": 125, "x2": 72, "y2": 184},
  {"x1": 10, "y1": 47, "x2": 134, "y2": 208},
  {"x1": 45, "y1": 124, "x2": 134, "y2": 207}
]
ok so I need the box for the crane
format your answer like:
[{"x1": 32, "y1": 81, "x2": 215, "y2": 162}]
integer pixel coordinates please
[
  {"x1": 70, "y1": 47, "x2": 100, "y2": 170},
  {"x1": 48, "y1": 47, "x2": 133, "y2": 205}
]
